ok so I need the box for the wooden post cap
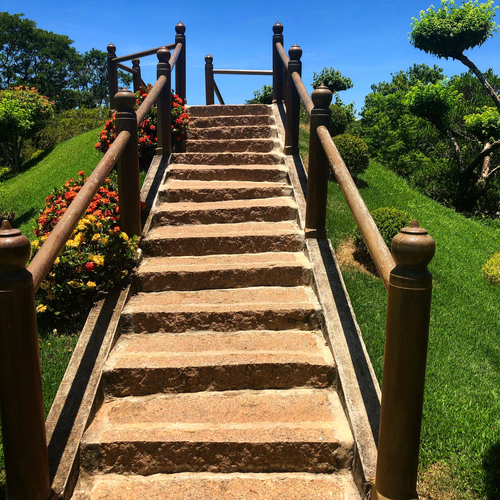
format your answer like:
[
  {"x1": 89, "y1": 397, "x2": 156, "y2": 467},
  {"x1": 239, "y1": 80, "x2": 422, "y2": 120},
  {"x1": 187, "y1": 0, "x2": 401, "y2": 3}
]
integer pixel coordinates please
[
  {"x1": 289, "y1": 44, "x2": 302, "y2": 60},
  {"x1": 273, "y1": 22, "x2": 284, "y2": 34},
  {"x1": 157, "y1": 47, "x2": 171, "y2": 64},
  {"x1": 114, "y1": 89, "x2": 136, "y2": 110},
  {"x1": 0, "y1": 220, "x2": 30, "y2": 273},
  {"x1": 312, "y1": 83, "x2": 333, "y2": 109},
  {"x1": 132, "y1": 58, "x2": 140, "y2": 68},
  {"x1": 205, "y1": 54, "x2": 213, "y2": 64},
  {"x1": 107, "y1": 43, "x2": 116, "y2": 56},
  {"x1": 175, "y1": 22, "x2": 186, "y2": 34},
  {"x1": 391, "y1": 220, "x2": 435, "y2": 269}
]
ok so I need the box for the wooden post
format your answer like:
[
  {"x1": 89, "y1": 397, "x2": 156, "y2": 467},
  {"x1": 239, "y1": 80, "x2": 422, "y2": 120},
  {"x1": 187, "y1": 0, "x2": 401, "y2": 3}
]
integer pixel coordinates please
[
  {"x1": 284, "y1": 44, "x2": 301, "y2": 155},
  {"x1": 205, "y1": 55, "x2": 214, "y2": 105},
  {"x1": 305, "y1": 84, "x2": 332, "y2": 239},
  {"x1": 107, "y1": 43, "x2": 118, "y2": 113},
  {"x1": 371, "y1": 221, "x2": 435, "y2": 500},
  {"x1": 115, "y1": 90, "x2": 141, "y2": 238},
  {"x1": 0, "y1": 221, "x2": 52, "y2": 500},
  {"x1": 272, "y1": 22, "x2": 284, "y2": 103},
  {"x1": 175, "y1": 22, "x2": 187, "y2": 104},
  {"x1": 132, "y1": 58, "x2": 142, "y2": 93},
  {"x1": 156, "y1": 47, "x2": 172, "y2": 156}
]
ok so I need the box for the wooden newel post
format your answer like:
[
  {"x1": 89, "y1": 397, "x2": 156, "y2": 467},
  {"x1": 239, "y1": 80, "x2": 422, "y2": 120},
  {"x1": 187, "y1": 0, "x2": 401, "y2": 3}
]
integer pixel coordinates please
[
  {"x1": 115, "y1": 90, "x2": 141, "y2": 238},
  {"x1": 372, "y1": 221, "x2": 435, "y2": 500},
  {"x1": 284, "y1": 44, "x2": 302, "y2": 155},
  {"x1": 107, "y1": 43, "x2": 118, "y2": 113},
  {"x1": 205, "y1": 55, "x2": 214, "y2": 105},
  {"x1": 156, "y1": 47, "x2": 172, "y2": 156},
  {"x1": 175, "y1": 22, "x2": 187, "y2": 104},
  {"x1": 132, "y1": 58, "x2": 142, "y2": 93},
  {"x1": 0, "y1": 221, "x2": 52, "y2": 500},
  {"x1": 272, "y1": 22, "x2": 284, "y2": 103},
  {"x1": 305, "y1": 84, "x2": 332, "y2": 239}
]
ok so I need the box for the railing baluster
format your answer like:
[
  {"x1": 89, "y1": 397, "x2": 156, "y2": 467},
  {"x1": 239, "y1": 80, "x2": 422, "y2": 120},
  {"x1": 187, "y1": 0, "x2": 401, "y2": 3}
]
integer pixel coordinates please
[
  {"x1": 305, "y1": 84, "x2": 332, "y2": 238},
  {"x1": 115, "y1": 90, "x2": 141, "y2": 238},
  {"x1": 205, "y1": 55, "x2": 215, "y2": 105},
  {"x1": 272, "y1": 22, "x2": 284, "y2": 103},
  {"x1": 132, "y1": 58, "x2": 142, "y2": 93},
  {"x1": 107, "y1": 43, "x2": 118, "y2": 113},
  {"x1": 0, "y1": 221, "x2": 52, "y2": 500},
  {"x1": 284, "y1": 44, "x2": 302, "y2": 155},
  {"x1": 175, "y1": 22, "x2": 186, "y2": 104},
  {"x1": 156, "y1": 47, "x2": 172, "y2": 156},
  {"x1": 372, "y1": 221, "x2": 435, "y2": 500}
]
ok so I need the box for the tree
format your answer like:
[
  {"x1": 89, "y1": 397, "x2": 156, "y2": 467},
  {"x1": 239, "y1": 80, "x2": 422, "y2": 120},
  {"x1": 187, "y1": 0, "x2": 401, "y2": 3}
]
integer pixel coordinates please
[
  {"x1": 246, "y1": 84, "x2": 273, "y2": 104},
  {"x1": 311, "y1": 67, "x2": 353, "y2": 93},
  {"x1": 0, "y1": 86, "x2": 54, "y2": 172}
]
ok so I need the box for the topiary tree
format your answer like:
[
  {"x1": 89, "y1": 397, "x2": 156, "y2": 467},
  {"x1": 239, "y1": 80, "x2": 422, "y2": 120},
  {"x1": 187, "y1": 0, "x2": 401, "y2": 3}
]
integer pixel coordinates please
[
  {"x1": 332, "y1": 133, "x2": 370, "y2": 179},
  {"x1": 312, "y1": 67, "x2": 353, "y2": 93},
  {"x1": 0, "y1": 86, "x2": 54, "y2": 172},
  {"x1": 246, "y1": 84, "x2": 273, "y2": 104}
]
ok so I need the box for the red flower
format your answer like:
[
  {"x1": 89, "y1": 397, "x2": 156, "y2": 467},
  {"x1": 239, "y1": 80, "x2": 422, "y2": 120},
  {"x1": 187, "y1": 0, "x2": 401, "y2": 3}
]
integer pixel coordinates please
[{"x1": 85, "y1": 262, "x2": 96, "y2": 272}]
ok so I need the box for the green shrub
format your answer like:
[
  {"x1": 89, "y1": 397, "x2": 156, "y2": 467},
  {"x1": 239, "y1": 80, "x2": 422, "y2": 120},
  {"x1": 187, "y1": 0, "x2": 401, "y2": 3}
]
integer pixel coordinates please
[
  {"x1": 353, "y1": 207, "x2": 412, "y2": 252},
  {"x1": 482, "y1": 251, "x2": 500, "y2": 287},
  {"x1": 332, "y1": 134, "x2": 370, "y2": 179},
  {"x1": 311, "y1": 67, "x2": 353, "y2": 93},
  {"x1": 330, "y1": 97, "x2": 355, "y2": 136},
  {"x1": 246, "y1": 84, "x2": 273, "y2": 104}
]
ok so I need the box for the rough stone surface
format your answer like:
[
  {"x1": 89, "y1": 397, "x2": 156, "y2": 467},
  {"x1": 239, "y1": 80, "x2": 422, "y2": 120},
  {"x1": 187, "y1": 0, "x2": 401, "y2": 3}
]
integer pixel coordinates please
[
  {"x1": 186, "y1": 139, "x2": 278, "y2": 153},
  {"x1": 171, "y1": 152, "x2": 285, "y2": 165},
  {"x1": 187, "y1": 104, "x2": 271, "y2": 117},
  {"x1": 189, "y1": 125, "x2": 276, "y2": 140},
  {"x1": 190, "y1": 115, "x2": 274, "y2": 128},
  {"x1": 168, "y1": 164, "x2": 288, "y2": 182}
]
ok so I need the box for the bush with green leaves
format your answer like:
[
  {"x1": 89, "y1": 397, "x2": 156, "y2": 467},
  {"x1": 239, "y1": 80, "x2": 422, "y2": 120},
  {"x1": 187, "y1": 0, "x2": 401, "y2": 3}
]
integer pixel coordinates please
[
  {"x1": 246, "y1": 84, "x2": 273, "y2": 104},
  {"x1": 353, "y1": 207, "x2": 412, "y2": 253},
  {"x1": 482, "y1": 250, "x2": 500, "y2": 286},
  {"x1": 312, "y1": 67, "x2": 353, "y2": 93},
  {"x1": 330, "y1": 96, "x2": 356, "y2": 136},
  {"x1": 332, "y1": 134, "x2": 370, "y2": 179}
]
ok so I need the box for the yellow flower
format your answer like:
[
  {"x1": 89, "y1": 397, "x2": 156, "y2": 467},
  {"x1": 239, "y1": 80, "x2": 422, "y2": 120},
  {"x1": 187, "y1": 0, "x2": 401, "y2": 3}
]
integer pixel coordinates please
[
  {"x1": 40, "y1": 235, "x2": 48, "y2": 242},
  {"x1": 120, "y1": 232, "x2": 129, "y2": 241},
  {"x1": 86, "y1": 215, "x2": 96, "y2": 222},
  {"x1": 86, "y1": 281, "x2": 97, "y2": 288},
  {"x1": 31, "y1": 240, "x2": 40, "y2": 250},
  {"x1": 74, "y1": 233, "x2": 86, "y2": 244},
  {"x1": 40, "y1": 280, "x2": 51, "y2": 290},
  {"x1": 92, "y1": 233, "x2": 100, "y2": 241},
  {"x1": 93, "y1": 255, "x2": 105, "y2": 266},
  {"x1": 36, "y1": 304, "x2": 48, "y2": 313},
  {"x1": 77, "y1": 221, "x2": 87, "y2": 231},
  {"x1": 54, "y1": 257, "x2": 60, "y2": 265},
  {"x1": 66, "y1": 239, "x2": 78, "y2": 248},
  {"x1": 100, "y1": 237, "x2": 109, "y2": 245}
]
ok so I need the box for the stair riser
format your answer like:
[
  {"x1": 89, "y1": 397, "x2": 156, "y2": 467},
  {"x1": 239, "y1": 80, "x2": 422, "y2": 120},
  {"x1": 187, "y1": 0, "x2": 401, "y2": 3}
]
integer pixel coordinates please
[
  {"x1": 103, "y1": 363, "x2": 335, "y2": 397},
  {"x1": 168, "y1": 167, "x2": 287, "y2": 183},
  {"x1": 151, "y1": 204, "x2": 297, "y2": 226},
  {"x1": 159, "y1": 186, "x2": 292, "y2": 203},
  {"x1": 189, "y1": 126, "x2": 276, "y2": 140},
  {"x1": 171, "y1": 153, "x2": 284, "y2": 166},
  {"x1": 190, "y1": 115, "x2": 273, "y2": 128},
  {"x1": 187, "y1": 104, "x2": 271, "y2": 117},
  {"x1": 80, "y1": 441, "x2": 352, "y2": 475},
  {"x1": 119, "y1": 308, "x2": 322, "y2": 334},
  {"x1": 186, "y1": 140, "x2": 277, "y2": 153},
  {"x1": 142, "y1": 234, "x2": 304, "y2": 257},
  {"x1": 136, "y1": 265, "x2": 311, "y2": 292}
]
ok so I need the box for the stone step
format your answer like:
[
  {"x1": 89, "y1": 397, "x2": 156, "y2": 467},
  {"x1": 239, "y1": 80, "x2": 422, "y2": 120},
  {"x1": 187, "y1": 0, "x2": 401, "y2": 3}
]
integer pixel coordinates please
[
  {"x1": 159, "y1": 179, "x2": 291, "y2": 203},
  {"x1": 185, "y1": 139, "x2": 278, "y2": 153},
  {"x1": 188, "y1": 125, "x2": 277, "y2": 140},
  {"x1": 73, "y1": 472, "x2": 360, "y2": 500},
  {"x1": 103, "y1": 330, "x2": 335, "y2": 396},
  {"x1": 119, "y1": 286, "x2": 321, "y2": 334},
  {"x1": 80, "y1": 389, "x2": 354, "y2": 475},
  {"x1": 142, "y1": 221, "x2": 304, "y2": 257},
  {"x1": 167, "y1": 163, "x2": 288, "y2": 182},
  {"x1": 151, "y1": 197, "x2": 298, "y2": 226},
  {"x1": 136, "y1": 252, "x2": 311, "y2": 292},
  {"x1": 171, "y1": 152, "x2": 284, "y2": 165},
  {"x1": 187, "y1": 104, "x2": 271, "y2": 117},
  {"x1": 189, "y1": 115, "x2": 274, "y2": 128}
]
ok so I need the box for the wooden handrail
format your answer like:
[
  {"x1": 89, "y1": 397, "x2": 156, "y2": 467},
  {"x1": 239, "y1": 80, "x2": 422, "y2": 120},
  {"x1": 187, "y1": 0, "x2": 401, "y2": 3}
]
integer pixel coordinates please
[
  {"x1": 169, "y1": 42, "x2": 182, "y2": 68},
  {"x1": 213, "y1": 69, "x2": 273, "y2": 75},
  {"x1": 113, "y1": 43, "x2": 175, "y2": 63},
  {"x1": 316, "y1": 125, "x2": 395, "y2": 290},
  {"x1": 28, "y1": 130, "x2": 131, "y2": 292},
  {"x1": 136, "y1": 74, "x2": 167, "y2": 124},
  {"x1": 116, "y1": 63, "x2": 137, "y2": 74},
  {"x1": 275, "y1": 42, "x2": 289, "y2": 69},
  {"x1": 292, "y1": 72, "x2": 313, "y2": 116}
]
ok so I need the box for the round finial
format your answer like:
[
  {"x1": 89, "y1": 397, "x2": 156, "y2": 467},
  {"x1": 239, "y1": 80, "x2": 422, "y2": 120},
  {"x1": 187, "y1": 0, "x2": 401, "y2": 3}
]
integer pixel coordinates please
[
  {"x1": 205, "y1": 54, "x2": 213, "y2": 64},
  {"x1": 391, "y1": 220, "x2": 435, "y2": 269},
  {"x1": 107, "y1": 43, "x2": 116, "y2": 56},
  {"x1": 175, "y1": 22, "x2": 186, "y2": 34},
  {"x1": 0, "y1": 220, "x2": 31, "y2": 273},
  {"x1": 312, "y1": 83, "x2": 333, "y2": 109},
  {"x1": 289, "y1": 44, "x2": 302, "y2": 60},
  {"x1": 273, "y1": 22, "x2": 283, "y2": 34},
  {"x1": 157, "y1": 47, "x2": 171, "y2": 64},
  {"x1": 114, "y1": 89, "x2": 136, "y2": 110},
  {"x1": 132, "y1": 58, "x2": 140, "y2": 68}
]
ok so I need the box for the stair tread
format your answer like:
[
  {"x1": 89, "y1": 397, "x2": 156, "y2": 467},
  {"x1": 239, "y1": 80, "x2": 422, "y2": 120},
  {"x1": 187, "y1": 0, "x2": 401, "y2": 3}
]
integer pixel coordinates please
[
  {"x1": 74, "y1": 472, "x2": 361, "y2": 500},
  {"x1": 187, "y1": 104, "x2": 272, "y2": 117},
  {"x1": 155, "y1": 197, "x2": 297, "y2": 211},
  {"x1": 163, "y1": 179, "x2": 288, "y2": 188}
]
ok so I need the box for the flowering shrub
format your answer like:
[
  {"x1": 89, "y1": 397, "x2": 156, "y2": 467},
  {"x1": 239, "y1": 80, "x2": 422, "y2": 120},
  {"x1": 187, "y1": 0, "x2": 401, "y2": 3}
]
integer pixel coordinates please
[
  {"x1": 95, "y1": 85, "x2": 189, "y2": 166},
  {"x1": 31, "y1": 171, "x2": 138, "y2": 321}
]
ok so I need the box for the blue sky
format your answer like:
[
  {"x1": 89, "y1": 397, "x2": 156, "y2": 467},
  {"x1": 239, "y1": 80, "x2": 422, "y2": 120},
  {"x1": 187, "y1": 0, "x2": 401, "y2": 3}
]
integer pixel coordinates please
[{"x1": 7, "y1": 0, "x2": 500, "y2": 113}]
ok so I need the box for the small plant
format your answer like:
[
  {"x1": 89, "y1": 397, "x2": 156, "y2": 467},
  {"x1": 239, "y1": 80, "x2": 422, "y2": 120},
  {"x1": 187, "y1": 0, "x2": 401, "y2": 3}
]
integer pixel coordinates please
[
  {"x1": 332, "y1": 133, "x2": 370, "y2": 179},
  {"x1": 482, "y1": 251, "x2": 500, "y2": 286},
  {"x1": 95, "y1": 85, "x2": 189, "y2": 166},
  {"x1": 246, "y1": 84, "x2": 273, "y2": 104},
  {"x1": 31, "y1": 171, "x2": 138, "y2": 322},
  {"x1": 353, "y1": 207, "x2": 413, "y2": 253}
]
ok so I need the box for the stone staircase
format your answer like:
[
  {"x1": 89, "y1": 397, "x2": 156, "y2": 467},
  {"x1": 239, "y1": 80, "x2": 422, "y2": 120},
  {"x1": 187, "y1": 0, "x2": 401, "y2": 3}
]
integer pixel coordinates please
[{"x1": 73, "y1": 104, "x2": 361, "y2": 499}]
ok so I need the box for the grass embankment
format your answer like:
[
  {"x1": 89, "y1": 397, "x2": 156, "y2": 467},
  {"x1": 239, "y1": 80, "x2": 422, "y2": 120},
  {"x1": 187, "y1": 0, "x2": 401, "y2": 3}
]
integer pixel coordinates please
[
  {"x1": 323, "y1": 159, "x2": 500, "y2": 499},
  {"x1": 0, "y1": 129, "x2": 103, "y2": 498}
]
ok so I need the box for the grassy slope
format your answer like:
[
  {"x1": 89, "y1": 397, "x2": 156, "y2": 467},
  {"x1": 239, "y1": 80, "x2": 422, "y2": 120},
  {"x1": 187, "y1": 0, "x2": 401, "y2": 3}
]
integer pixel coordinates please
[
  {"x1": 325, "y1": 161, "x2": 500, "y2": 498},
  {"x1": 0, "y1": 129, "x2": 103, "y2": 497}
]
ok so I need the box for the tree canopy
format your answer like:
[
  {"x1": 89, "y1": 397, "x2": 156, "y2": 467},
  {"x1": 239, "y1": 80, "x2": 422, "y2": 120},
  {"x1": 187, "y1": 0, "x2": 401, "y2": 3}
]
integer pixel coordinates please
[{"x1": 311, "y1": 67, "x2": 353, "y2": 93}]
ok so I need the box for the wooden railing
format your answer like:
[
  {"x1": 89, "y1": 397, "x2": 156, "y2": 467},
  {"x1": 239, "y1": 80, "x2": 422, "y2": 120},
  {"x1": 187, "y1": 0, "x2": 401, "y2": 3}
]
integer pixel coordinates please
[
  {"x1": 271, "y1": 22, "x2": 435, "y2": 500},
  {"x1": 0, "y1": 24, "x2": 186, "y2": 500}
]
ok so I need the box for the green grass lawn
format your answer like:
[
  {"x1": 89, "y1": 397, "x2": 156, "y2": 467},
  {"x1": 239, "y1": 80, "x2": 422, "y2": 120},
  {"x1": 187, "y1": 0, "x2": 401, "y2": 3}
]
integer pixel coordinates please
[{"x1": 324, "y1": 161, "x2": 500, "y2": 499}]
